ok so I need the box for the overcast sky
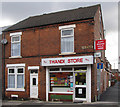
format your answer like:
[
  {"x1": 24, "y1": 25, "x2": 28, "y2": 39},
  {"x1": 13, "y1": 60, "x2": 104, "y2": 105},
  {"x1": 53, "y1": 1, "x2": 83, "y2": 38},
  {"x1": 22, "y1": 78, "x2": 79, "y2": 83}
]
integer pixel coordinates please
[{"x1": 0, "y1": 1, "x2": 118, "y2": 69}]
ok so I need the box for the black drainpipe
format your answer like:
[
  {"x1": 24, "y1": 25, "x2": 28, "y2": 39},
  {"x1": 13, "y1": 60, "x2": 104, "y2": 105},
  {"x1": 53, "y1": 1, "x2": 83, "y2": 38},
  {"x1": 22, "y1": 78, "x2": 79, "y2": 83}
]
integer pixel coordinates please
[{"x1": 2, "y1": 32, "x2": 5, "y2": 99}]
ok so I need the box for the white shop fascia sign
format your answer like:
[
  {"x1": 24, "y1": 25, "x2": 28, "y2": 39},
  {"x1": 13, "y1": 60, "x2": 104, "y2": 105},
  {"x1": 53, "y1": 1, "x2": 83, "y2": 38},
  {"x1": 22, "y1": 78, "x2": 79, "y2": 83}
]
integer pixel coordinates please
[{"x1": 41, "y1": 55, "x2": 93, "y2": 66}]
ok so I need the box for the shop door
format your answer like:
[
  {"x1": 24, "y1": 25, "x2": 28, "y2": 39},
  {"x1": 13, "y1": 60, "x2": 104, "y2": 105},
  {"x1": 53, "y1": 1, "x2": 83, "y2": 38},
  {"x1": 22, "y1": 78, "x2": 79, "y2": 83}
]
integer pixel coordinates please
[
  {"x1": 74, "y1": 72, "x2": 86, "y2": 101},
  {"x1": 30, "y1": 70, "x2": 38, "y2": 98}
]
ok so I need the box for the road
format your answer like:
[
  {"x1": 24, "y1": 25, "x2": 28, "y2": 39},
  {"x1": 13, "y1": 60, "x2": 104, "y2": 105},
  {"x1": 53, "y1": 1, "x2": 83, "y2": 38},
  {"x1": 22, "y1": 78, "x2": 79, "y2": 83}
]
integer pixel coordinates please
[{"x1": 2, "y1": 82, "x2": 120, "y2": 107}]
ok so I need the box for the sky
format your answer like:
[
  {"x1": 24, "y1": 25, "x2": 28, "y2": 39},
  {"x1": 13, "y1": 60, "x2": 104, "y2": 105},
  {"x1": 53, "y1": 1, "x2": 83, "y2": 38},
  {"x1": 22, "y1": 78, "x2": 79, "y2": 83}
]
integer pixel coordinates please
[{"x1": 0, "y1": 1, "x2": 119, "y2": 69}]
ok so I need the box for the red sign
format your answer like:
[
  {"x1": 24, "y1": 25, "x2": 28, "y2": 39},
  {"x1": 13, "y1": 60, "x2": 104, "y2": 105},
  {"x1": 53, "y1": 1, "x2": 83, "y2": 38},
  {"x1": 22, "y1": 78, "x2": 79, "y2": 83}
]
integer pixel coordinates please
[{"x1": 95, "y1": 39, "x2": 106, "y2": 50}]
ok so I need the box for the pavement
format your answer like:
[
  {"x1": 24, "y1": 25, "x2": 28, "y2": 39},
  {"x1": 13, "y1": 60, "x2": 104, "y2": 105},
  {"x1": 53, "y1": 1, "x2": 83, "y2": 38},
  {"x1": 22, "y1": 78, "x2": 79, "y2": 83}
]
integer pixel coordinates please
[
  {"x1": 99, "y1": 81, "x2": 120, "y2": 103},
  {"x1": 1, "y1": 82, "x2": 120, "y2": 107}
]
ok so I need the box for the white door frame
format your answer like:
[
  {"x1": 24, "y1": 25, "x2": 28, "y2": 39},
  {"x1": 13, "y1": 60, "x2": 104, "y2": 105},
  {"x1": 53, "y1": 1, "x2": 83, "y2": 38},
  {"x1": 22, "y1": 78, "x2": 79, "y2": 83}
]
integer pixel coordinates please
[
  {"x1": 30, "y1": 70, "x2": 38, "y2": 98},
  {"x1": 73, "y1": 71, "x2": 87, "y2": 102},
  {"x1": 73, "y1": 65, "x2": 91, "y2": 102}
]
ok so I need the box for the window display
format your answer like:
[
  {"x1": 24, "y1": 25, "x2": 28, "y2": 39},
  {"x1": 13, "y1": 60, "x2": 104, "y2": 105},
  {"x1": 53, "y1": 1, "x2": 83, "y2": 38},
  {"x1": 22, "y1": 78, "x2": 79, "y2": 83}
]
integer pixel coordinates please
[{"x1": 50, "y1": 72, "x2": 73, "y2": 92}]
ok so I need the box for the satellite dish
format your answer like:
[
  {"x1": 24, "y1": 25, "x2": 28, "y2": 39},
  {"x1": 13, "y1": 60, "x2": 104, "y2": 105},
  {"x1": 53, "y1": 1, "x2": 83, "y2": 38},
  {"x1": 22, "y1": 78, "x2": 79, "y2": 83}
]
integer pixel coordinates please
[{"x1": 1, "y1": 39, "x2": 8, "y2": 45}]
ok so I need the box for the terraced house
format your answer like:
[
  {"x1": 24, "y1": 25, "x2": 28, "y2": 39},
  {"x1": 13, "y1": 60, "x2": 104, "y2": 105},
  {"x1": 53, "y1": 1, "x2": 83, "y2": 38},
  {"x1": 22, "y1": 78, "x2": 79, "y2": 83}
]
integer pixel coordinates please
[{"x1": 2, "y1": 4, "x2": 110, "y2": 102}]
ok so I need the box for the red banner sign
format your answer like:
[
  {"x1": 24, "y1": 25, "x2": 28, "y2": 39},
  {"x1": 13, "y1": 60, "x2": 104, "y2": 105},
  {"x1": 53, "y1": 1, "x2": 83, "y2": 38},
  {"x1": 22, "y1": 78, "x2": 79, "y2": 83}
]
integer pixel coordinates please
[{"x1": 95, "y1": 39, "x2": 106, "y2": 50}]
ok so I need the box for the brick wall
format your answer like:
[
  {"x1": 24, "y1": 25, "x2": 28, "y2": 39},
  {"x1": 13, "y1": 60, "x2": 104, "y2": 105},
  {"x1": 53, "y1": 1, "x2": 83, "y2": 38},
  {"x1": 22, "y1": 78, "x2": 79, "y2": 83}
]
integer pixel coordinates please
[
  {"x1": 3, "y1": 14, "x2": 103, "y2": 101},
  {"x1": 93, "y1": 6, "x2": 107, "y2": 101}
]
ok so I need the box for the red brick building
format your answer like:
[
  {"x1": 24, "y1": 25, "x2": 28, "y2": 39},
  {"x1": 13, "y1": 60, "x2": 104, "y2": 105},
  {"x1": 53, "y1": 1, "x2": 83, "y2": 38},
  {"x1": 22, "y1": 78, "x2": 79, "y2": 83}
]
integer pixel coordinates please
[
  {"x1": 2, "y1": 4, "x2": 109, "y2": 102},
  {"x1": 111, "y1": 69, "x2": 120, "y2": 82}
]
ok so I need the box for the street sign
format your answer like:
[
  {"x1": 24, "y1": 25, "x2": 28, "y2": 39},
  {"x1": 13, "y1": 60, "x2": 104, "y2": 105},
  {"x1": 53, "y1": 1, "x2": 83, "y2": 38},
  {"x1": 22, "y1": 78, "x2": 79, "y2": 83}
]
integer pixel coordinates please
[
  {"x1": 97, "y1": 63, "x2": 103, "y2": 69},
  {"x1": 95, "y1": 39, "x2": 106, "y2": 50}
]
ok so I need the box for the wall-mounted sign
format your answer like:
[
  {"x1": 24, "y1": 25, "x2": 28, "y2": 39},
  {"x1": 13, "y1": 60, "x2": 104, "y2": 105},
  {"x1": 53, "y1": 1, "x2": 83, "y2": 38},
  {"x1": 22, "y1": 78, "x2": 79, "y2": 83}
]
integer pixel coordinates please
[
  {"x1": 97, "y1": 63, "x2": 103, "y2": 69},
  {"x1": 94, "y1": 52, "x2": 101, "y2": 57},
  {"x1": 95, "y1": 39, "x2": 106, "y2": 50},
  {"x1": 41, "y1": 55, "x2": 93, "y2": 66},
  {"x1": 81, "y1": 45, "x2": 93, "y2": 50}
]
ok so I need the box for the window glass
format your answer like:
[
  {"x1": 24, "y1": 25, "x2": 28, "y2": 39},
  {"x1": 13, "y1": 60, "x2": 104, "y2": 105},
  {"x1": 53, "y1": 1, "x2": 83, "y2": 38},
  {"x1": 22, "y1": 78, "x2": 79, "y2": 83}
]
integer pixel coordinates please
[
  {"x1": 12, "y1": 36, "x2": 20, "y2": 42},
  {"x1": 75, "y1": 87, "x2": 86, "y2": 98},
  {"x1": 18, "y1": 68, "x2": 23, "y2": 73},
  {"x1": 9, "y1": 69, "x2": 14, "y2": 73},
  {"x1": 61, "y1": 67, "x2": 72, "y2": 71},
  {"x1": 61, "y1": 36, "x2": 74, "y2": 53},
  {"x1": 17, "y1": 75, "x2": 24, "y2": 88},
  {"x1": 33, "y1": 78, "x2": 36, "y2": 85},
  {"x1": 49, "y1": 68, "x2": 60, "y2": 71},
  {"x1": 50, "y1": 72, "x2": 73, "y2": 92},
  {"x1": 74, "y1": 67, "x2": 87, "y2": 71},
  {"x1": 8, "y1": 75, "x2": 15, "y2": 88},
  {"x1": 11, "y1": 42, "x2": 20, "y2": 56},
  {"x1": 75, "y1": 73, "x2": 86, "y2": 85},
  {"x1": 8, "y1": 67, "x2": 24, "y2": 89},
  {"x1": 62, "y1": 29, "x2": 73, "y2": 36},
  {"x1": 31, "y1": 70, "x2": 38, "y2": 74}
]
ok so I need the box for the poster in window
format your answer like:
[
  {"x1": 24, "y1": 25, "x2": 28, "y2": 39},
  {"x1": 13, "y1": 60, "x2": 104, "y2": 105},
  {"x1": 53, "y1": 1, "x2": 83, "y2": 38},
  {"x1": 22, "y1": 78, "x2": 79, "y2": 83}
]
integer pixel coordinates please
[
  {"x1": 70, "y1": 83, "x2": 73, "y2": 88},
  {"x1": 78, "y1": 89, "x2": 82, "y2": 94},
  {"x1": 70, "y1": 76, "x2": 73, "y2": 82}
]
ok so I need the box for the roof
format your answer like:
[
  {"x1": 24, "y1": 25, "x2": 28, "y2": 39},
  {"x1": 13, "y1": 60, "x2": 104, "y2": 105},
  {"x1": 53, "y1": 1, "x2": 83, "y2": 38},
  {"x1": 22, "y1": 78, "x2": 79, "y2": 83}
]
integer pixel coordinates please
[{"x1": 3, "y1": 4, "x2": 100, "y2": 32}]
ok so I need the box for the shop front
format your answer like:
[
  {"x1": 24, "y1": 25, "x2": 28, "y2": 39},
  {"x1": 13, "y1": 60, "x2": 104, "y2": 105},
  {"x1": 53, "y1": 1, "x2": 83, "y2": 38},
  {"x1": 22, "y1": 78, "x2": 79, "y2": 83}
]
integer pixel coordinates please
[{"x1": 41, "y1": 55, "x2": 93, "y2": 102}]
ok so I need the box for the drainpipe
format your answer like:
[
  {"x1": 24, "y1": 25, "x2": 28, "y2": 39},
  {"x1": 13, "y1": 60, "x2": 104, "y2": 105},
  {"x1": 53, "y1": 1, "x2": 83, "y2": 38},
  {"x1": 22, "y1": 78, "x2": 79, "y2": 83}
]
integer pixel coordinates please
[{"x1": 2, "y1": 32, "x2": 6, "y2": 99}]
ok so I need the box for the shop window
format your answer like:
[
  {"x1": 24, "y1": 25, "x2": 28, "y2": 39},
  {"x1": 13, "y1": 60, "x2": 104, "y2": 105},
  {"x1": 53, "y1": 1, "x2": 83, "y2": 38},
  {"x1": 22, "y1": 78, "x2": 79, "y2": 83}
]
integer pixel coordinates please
[
  {"x1": 49, "y1": 68, "x2": 60, "y2": 71},
  {"x1": 8, "y1": 67, "x2": 24, "y2": 90},
  {"x1": 61, "y1": 67, "x2": 72, "y2": 71},
  {"x1": 50, "y1": 72, "x2": 73, "y2": 92},
  {"x1": 74, "y1": 67, "x2": 87, "y2": 71}
]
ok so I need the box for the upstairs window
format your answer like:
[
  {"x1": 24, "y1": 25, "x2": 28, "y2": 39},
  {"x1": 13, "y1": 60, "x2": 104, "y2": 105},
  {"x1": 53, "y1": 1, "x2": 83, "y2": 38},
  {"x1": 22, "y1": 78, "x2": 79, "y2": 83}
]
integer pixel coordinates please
[
  {"x1": 10, "y1": 32, "x2": 22, "y2": 57},
  {"x1": 59, "y1": 24, "x2": 76, "y2": 54}
]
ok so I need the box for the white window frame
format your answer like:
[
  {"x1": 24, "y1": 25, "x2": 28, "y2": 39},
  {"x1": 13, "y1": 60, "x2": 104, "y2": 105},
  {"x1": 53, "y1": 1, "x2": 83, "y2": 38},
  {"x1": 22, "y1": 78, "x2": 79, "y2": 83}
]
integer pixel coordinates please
[
  {"x1": 61, "y1": 28, "x2": 74, "y2": 37},
  {"x1": 6, "y1": 67, "x2": 25, "y2": 91},
  {"x1": 59, "y1": 24, "x2": 76, "y2": 54},
  {"x1": 10, "y1": 32, "x2": 22, "y2": 58}
]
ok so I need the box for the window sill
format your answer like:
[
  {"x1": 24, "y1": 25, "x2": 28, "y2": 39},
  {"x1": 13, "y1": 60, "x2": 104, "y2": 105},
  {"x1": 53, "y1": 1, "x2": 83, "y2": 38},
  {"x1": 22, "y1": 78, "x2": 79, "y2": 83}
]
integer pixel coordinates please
[
  {"x1": 6, "y1": 88, "x2": 25, "y2": 92},
  {"x1": 59, "y1": 52, "x2": 76, "y2": 55},
  {"x1": 9, "y1": 56, "x2": 22, "y2": 59}
]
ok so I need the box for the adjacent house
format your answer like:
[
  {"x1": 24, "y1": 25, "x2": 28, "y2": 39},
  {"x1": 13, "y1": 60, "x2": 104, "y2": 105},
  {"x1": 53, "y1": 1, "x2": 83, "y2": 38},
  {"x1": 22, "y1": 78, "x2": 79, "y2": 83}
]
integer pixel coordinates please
[
  {"x1": 0, "y1": 26, "x2": 11, "y2": 99},
  {"x1": 105, "y1": 57, "x2": 112, "y2": 87},
  {"x1": 2, "y1": 4, "x2": 109, "y2": 102},
  {"x1": 111, "y1": 69, "x2": 120, "y2": 82}
]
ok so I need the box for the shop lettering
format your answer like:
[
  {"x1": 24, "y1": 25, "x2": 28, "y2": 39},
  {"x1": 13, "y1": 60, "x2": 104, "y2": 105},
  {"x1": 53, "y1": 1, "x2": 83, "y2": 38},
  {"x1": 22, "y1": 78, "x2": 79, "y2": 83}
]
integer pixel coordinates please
[
  {"x1": 49, "y1": 59, "x2": 65, "y2": 64},
  {"x1": 68, "y1": 58, "x2": 83, "y2": 63}
]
